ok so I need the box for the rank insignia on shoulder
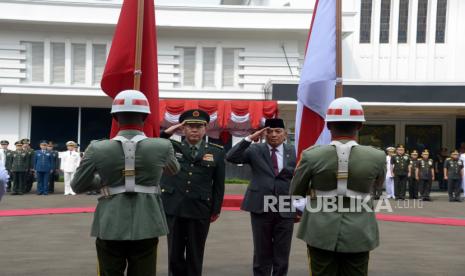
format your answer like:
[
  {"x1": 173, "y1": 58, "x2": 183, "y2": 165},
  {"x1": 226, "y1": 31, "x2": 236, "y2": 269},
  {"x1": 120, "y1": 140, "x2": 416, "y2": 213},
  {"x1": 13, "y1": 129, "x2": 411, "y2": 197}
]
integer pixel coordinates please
[
  {"x1": 208, "y1": 143, "x2": 223, "y2": 149},
  {"x1": 403, "y1": 156, "x2": 408, "y2": 160},
  {"x1": 203, "y1": 153, "x2": 214, "y2": 162},
  {"x1": 175, "y1": 152, "x2": 183, "y2": 159}
]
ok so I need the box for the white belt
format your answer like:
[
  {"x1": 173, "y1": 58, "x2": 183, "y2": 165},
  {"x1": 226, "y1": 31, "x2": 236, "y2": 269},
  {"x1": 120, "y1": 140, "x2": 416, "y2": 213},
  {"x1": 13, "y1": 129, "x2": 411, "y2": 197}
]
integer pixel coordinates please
[{"x1": 103, "y1": 185, "x2": 161, "y2": 195}]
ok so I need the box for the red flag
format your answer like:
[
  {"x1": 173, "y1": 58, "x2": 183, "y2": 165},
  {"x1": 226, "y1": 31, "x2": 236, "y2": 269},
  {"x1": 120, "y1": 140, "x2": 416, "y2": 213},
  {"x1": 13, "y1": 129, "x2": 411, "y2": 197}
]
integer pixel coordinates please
[{"x1": 101, "y1": 0, "x2": 160, "y2": 138}]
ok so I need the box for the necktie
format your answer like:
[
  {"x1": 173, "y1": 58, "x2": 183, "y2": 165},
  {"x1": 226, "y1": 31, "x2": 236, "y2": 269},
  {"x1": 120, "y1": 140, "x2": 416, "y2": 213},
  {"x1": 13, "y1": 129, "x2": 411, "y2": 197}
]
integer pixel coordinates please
[
  {"x1": 271, "y1": 148, "x2": 279, "y2": 176},
  {"x1": 191, "y1": 146, "x2": 197, "y2": 159}
]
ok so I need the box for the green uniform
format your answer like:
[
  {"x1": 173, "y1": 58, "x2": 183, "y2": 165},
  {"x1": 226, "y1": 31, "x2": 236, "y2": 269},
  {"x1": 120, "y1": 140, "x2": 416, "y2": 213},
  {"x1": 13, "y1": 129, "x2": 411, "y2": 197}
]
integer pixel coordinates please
[
  {"x1": 290, "y1": 140, "x2": 386, "y2": 276},
  {"x1": 71, "y1": 129, "x2": 180, "y2": 276},
  {"x1": 48, "y1": 150, "x2": 59, "y2": 193},
  {"x1": 409, "y1": 159, "x2": 419, "y2": 199},
  {"x1": 24, "y1": 148, "x2": 34, "y2": 193},
  {"x1": 391, "y1": 154, "x2": 410, "y2": 199},
  {"x1": 417, "y1": 158, "x2": 434, "y2": 200},
  {"x1": 7, "y1": 150, "x2": 30, "y2": 194},
  {"x1": 444, "y1": 158, "x2": 463, "y2": 201}
]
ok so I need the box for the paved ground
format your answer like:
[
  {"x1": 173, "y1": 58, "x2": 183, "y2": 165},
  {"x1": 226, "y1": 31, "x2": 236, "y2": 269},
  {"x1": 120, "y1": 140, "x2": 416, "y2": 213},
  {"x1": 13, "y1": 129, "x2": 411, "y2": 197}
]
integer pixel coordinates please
[{"x1": 0, "y1": 183, "x2": 464, "y2": 275}]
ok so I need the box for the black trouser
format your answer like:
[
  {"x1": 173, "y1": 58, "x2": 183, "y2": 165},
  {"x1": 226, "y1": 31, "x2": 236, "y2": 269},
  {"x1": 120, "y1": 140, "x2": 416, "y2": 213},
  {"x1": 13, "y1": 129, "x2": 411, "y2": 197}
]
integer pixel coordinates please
[
  {"x1": 394, "y1": 175, "x2": 408, "y2": 199},
  {"x1": 251, "y1": 212, "x2": 294, "y2": 276},
  {"x1": 96, "y1": 238, "x2": 158, "y2": 276},
  {"x1": 371, "y1": 181, "x2": 382, "y2": 199},
  {"x1": 307, "y1": 246, "x2": 369, "y2": 276},
  {"x1": 418, "y1": 179, "x2": 432, "y2": 199},
  {"x1": 6, "y1": 171, "x2": 11, "y2": 191},
  {"x1": 437, "y1": 173, "x2": 447, "y2": 190},
  {"x1": 48, "y1": 172, "x2": 55, "y2": 193},
  {"x1": 24, "y1": 171, "x2": 34, "y2": 193},
  {"x1": 448, "y1": 179, "x2": 462, "y2": 200},
  {"x1": 12, "y1": 172, "x2": 26, "y2": 194},
  {"x1": 166, "y1": 215, "x2": 210, "y2": 276},
  {"x1": 408, "y1": 177, "x2": 419, "y2": 199}
]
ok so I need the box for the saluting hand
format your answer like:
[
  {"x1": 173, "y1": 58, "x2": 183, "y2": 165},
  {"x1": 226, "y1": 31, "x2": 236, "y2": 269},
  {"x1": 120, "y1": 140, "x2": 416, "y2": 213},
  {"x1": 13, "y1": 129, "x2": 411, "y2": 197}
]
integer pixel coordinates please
[
  {"x1": 248, "y1": 127, "x2": 269, "y2": 142},
  {"x1": 164, "y1": 121, "x2": 186, "y2": 135}
]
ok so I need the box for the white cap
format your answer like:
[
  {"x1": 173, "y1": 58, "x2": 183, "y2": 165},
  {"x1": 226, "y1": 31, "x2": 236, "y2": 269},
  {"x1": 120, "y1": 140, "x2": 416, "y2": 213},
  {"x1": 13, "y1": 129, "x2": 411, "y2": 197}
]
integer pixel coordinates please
[
  {"x1": 111, "y1": 90, "x2": 151, "y2": 114},
  {"x1": 66, "y1": 141, "x2": 77, "y2": 147},
  {"x1": 325, "y1": 97, "x2": 365, "y2": 123}
]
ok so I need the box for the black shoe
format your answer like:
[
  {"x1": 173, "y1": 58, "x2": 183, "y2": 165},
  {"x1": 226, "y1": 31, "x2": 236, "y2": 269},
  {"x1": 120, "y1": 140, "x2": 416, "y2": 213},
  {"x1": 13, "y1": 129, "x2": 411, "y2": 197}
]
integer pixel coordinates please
[
  {"x1": 11, "y1": 192, "x2": 18, "y2": 195},
  {"x1": 455, "y1": 199, "x2": 463, "y2": 202},
  {"x1": 449, "y1": 199, "x2": 455, "y2": 202}
]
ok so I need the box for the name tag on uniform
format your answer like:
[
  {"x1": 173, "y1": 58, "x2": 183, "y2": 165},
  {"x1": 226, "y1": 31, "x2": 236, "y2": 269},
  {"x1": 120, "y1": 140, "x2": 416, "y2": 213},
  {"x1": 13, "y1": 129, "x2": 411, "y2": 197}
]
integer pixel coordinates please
[
  {"x1": 203, "y1": 154, "x2": 214, "y2": 162},
  {"x1": 175, "y1": 152, "x2": 183, "y2": 159}
]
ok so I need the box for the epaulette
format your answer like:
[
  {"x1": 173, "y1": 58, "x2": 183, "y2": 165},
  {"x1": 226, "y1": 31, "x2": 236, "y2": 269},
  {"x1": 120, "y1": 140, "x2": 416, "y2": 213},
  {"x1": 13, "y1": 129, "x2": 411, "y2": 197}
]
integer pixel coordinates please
[
  {"x1": 208, "y1": 142, "x2": 223, "y2": 149},
  {"x1": 171, "y1": 139, "x2": 181, "y2": 145},
  {"x1": 446, "y1": 158, "x2": 451, "y2": 160}
]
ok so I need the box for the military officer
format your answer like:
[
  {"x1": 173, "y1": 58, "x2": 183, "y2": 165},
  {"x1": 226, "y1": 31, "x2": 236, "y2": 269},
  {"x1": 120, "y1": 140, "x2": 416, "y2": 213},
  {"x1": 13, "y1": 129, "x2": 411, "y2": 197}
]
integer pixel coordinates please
[
  {"x1": 408, "y1": 150, "x2": 420, "y2": 199},
  {"x1": 416, "y1": 149, "x2": 435, "y2": 201},
  {"x1": 33, "y1": 140, "x2": 55, "y2": 195},
  {"x1": 160, "y1": 109, "x2": 225, "y2": 276},
  {"x1": 444, "y1": 150, "x2": 464, "y2": 202},
  {"x1": 385, "y1": 147, "x2": 396, "y2": 199},
  {"x1": 47, "y1": 141, "x2": 60, "y2": 194},
  {"x1": 8, "y1": 141, "x2": 30, "y2": 195},
  {"x1": 291, "y1": 97, "x2": 385, "y2": 276},
  {"x1": 21, "y1": 138, "x2": 35, "y2": 193},
  {"x1": 71, "y1": 90, "x2": 179, "y2": 276},
  {"x1": 1, "y1": 140, "x2": 12, "y2": 192},
  {"x1": 391, "y1": 144, "x2": 410, "y2": 200}
]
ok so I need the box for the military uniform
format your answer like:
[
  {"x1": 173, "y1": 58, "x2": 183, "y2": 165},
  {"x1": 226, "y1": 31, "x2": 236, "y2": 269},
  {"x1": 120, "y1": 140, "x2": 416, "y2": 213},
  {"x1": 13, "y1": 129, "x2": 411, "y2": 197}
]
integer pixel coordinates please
[
  {"x1": 444, "y1": 154, "x2": 463, "y2": 202},
  {"x1": 7, "y1": 142, "x2": 30, "y2": 195},
  {"x1": 47, "y1": 143, "x2": 60, "y2": 193},
  {"x1": 160, "y1": 109, "x2": 225, "y2": 276},
  {"x1": 21, "y1": 139, "x2": 35, "y2": 193},
  {"x1": 33, "y1": 141, "x2": 56, "y2": 195},
  {"x1": 408, "y1": 151, "x2": 419, "y2": 199},
  {"x1": 417, "y1": 153, "x2": 434, "y2": 201},
  {"x1": 291, "y1": 140, "x2": 386, "y2": 276},
  {"x1": 391, "y1": 150, "x2": 410, "y2": 200},
  {"x1": 1, "y1": 140, "x2": 13, "y2": 192}
]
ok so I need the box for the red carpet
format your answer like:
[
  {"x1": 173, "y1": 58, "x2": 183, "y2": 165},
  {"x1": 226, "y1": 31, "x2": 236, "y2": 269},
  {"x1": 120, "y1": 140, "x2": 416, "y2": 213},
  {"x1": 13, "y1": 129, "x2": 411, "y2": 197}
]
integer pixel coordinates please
[{"x1": 1, "y1": 195, "x2": 465, "y2": 227}]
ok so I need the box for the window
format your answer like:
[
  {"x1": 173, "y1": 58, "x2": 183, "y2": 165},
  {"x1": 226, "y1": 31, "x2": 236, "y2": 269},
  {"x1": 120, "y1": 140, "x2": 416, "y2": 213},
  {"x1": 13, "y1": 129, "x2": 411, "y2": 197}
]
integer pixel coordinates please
[
  {"x1": 379, "y1": 0, "x2": 391, "y2": 43},
  {"x1": 435, "y1": 0, "x2": 447, "y2": 43},
  {"x1": 92, "y1": 44, "x2": 107, "y2": 85},
  {"x1": 416, "y1": 0, "x2": 428, "y2": 43},
  {"x1": 359, "y1": 125, "x2": 395, "y2": 149},
  {"x1": 51, "y1": 43, "x2": 65, "y2": 83},
  {"x1": 360, "y1": 0, "x2": 373, "y2": 43},
  {"x1": 181, "y1": 47, "x2": 196, "y2": 86},
  {"x1": 72, "y1": 44, "x2": 86, "y2": 84},
  {"x1": 21, "y1": 42, "x2": 44, "y2": 82},
  {"x1": 398, "y1": 0, "x2": 409, "y2": 43},
  {"x1": 223, "y1": 48, "x2": 237, "y2": 87},
  {"x1": 202, "y1": 48, "x2": 216, "y2": 87},
  {"x1": 405, "y1": 125, "x2": 442, "y2": 157}
]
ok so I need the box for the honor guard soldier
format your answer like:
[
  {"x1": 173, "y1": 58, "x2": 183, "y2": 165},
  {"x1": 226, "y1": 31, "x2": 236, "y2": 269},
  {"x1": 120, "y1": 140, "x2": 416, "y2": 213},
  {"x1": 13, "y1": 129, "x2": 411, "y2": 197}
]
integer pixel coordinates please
[
  {"x1": 21, "y1": 138, "x2": 35, "y2": 193},
  {"x1": 8, "y1": 141, "x2": 30, "y2": 195},
  {"x1": 444, "y1": 150, "x2": 464, "y2": 202},
  {"x1": 408, "y1": 150, "x2": 420, "y2": 199},
  {"x1": 47, "y1": 141, "x2": 60, "y2": 194},
  {"x1": 1, "y1": 140, "x2": 12, "y2": 192},
  {"x1": 391, "y1": 144, "x2": 410, "y2": 200},
  {"x1": 71, "y1": 90, "x2": 180, "y2": 276},
  {"x1": 33, "y1": 140, "x2": 56, "y2": 195},
  {"x1": 160, "y1": 109, "x2": 225, "y2": 276},
  {"x1": 416, "y1": 150, "x2": 435, "y2": 201},
  {"x1": 291, "y1": 97, "x2": 386, "y2": 276}
]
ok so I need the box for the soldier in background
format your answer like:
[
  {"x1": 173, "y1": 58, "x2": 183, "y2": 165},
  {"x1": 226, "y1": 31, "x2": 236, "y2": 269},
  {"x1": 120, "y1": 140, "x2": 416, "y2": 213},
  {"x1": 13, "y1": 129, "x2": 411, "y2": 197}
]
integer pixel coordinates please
[
  {"x1": 435, "y1": 148, "x2": 448, "y2": 191},
  {"x1": 408, "y1": 150, "x2": 419, "y2": 199},
  {"x1": 1, "y1": 140, "x2": 12, "y2": 192},
  {"x1": 417, "y1": 150, "x2": 435, "y2": 201},
  {"x1": 444, "y1": 150, "x2": 464, "y2": 202},
  {"x1": 8, "y1": 141, "x2": 30, "y2": 195},
  {"x1": 47, "y1": 141, "x2": 60, "y2": 194},
  {"x1": 33, "y1": 140, "x2": 55, "y2": 195},
  {"x1": 21, "y1": 138, "x2": 35, "y2": 193},
  {"x1": 161, "y1": 109, "x2": 225, "y2": 276},
  {"x1": 391, "y1": 144, "x2": 410, "y2": 200},
  {"x1": 385, "y1": 147, "x2": 396, "y2": 199}
]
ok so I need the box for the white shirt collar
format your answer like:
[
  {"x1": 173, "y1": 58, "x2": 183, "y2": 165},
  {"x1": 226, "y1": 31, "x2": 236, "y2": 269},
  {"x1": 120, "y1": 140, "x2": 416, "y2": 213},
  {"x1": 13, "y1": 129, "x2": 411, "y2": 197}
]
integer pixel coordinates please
[{"x1": 267, "y1": 143, "x2": 284, "y2": 153}]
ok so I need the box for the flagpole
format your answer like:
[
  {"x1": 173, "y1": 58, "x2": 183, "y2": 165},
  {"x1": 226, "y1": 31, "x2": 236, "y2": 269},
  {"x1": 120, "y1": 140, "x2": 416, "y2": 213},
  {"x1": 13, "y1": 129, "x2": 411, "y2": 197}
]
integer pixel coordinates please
[
  {"x1": 335, "y1": 0, "x2": 343, "y2": 98},
  {"x1": 134, "y1": 0, "x2": 145, "y2": 90}
]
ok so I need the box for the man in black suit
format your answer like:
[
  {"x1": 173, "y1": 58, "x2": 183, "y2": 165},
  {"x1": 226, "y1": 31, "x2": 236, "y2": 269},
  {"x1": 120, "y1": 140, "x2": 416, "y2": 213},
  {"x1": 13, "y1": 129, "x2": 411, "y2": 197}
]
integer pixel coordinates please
[
  {"x1": 226, "y1": 118, "x2": 296, "y2": 276},
  {"x1": 160, "y1": 109, "x2": 225, "y2": 276}
]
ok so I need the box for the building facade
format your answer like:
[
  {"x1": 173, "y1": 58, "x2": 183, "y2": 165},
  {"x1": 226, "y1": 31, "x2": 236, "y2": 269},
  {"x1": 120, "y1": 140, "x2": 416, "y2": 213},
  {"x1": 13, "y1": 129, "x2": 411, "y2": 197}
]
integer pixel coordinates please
[{"x1": 0, "y1": 0, "x2": 464, "y2": 155}]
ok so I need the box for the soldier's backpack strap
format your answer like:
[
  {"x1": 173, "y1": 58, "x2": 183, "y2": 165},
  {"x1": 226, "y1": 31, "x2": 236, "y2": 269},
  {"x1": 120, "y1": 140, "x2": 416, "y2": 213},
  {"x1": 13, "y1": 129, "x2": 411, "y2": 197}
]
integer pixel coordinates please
[
  {"x1": 108, "y1": 135, "x2": 160, "y2": 195},
  {"x1": 329, "y1": 140, "x2": 370, "y2": 199}
]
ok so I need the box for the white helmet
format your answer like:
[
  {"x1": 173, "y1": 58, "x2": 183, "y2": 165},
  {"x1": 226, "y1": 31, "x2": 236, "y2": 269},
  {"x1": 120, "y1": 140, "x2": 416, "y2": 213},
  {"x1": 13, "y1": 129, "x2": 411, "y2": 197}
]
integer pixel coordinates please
[
  {"x1": 325, "y1": 97, "x2": 365, "y2": 122},
  {"x1": 111, "y1": 90, "x2": 151, "y2": 114}
]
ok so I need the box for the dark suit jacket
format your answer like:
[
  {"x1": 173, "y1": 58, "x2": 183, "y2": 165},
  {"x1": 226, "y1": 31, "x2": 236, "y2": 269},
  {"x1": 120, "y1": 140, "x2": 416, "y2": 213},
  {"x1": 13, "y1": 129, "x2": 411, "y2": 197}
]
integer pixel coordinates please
[{"x1": 226, "y1": 139, "x2": 296, "y2": 218}]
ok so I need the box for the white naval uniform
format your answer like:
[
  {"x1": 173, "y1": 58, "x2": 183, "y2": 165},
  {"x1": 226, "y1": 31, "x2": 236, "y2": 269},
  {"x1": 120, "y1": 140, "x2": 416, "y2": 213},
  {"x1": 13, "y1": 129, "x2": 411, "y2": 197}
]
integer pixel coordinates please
[
  {"x1": 60, "y1": 150, "x2": 81, "y2": 195},
  {"x1": 0, "y1": 159, "x2": 8, "y2": 201},
  {"x1": 385, "y1": 155, "x2": 395, "y2": 199}
]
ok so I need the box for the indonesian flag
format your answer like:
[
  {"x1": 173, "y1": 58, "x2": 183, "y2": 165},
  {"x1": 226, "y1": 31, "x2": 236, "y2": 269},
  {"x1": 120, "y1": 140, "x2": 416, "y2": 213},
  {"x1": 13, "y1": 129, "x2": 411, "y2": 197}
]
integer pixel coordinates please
[
  {"x1": 101, "y1": 0, "x2": 160, "y2": 138},
  {"x1": 295, "y1": 0, "x2": 336, "y2": 157}
]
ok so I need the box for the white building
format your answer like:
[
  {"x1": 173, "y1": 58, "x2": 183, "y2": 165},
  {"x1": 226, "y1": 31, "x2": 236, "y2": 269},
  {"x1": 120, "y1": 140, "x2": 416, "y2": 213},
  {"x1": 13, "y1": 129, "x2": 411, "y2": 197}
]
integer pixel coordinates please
[{"x1": 0, "y1": 0, "x2": 464, "y2": 155}]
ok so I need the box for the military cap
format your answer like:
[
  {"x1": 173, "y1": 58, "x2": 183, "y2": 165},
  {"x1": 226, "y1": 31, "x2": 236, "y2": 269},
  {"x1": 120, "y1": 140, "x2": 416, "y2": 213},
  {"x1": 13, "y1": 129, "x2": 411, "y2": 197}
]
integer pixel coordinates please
[
  {"x1": 265, "y1": 118, "x2": 285, "y2": 129},
  {"x1": 21, "y1": 138, "x2": 30, "y2": 144},
  {"x1": 386, "y1": 147, "x2": 395, "y2": 152},
  {"x1": 39, "y1": 140, "x2": 48, "y2": 145},
  {"x1": 396, "y1": 144, "x2": 405, "y2": 149},
  {"x1": 14, "y1": 141, "x2": 22, "y2": 146},
  {"x1": 179, "y1": 109, "x2": 210, "y2": 124},
  {"x1": 47, "y1": 141, "x2": 54, "y2": 146},
  {"x1": 0, "y1": 140, "x2": 9, "y2": 145},
  {"x1": 422, "y1": 149, "x2": 430, "y2": 155},
  {"x1": 411, "y1": 150, "x2": 418, "y2": 155},
  {"x1": 451, "y1": 149, "x2": 459, "y2": 155},
  {"x1": 66, "y1": 141, "x2": 77, "y2": 147}
]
